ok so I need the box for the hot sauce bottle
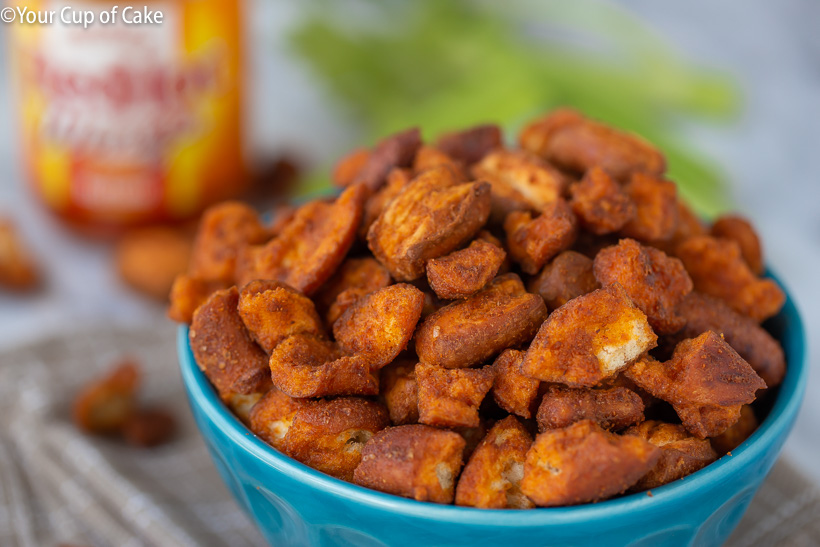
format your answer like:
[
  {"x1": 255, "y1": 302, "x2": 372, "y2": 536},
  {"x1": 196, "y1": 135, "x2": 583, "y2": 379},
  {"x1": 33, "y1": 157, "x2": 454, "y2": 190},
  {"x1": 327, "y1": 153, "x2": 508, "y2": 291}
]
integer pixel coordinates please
[{"x1": 7, "y1": 0, "x2": 246, "y2": 235}]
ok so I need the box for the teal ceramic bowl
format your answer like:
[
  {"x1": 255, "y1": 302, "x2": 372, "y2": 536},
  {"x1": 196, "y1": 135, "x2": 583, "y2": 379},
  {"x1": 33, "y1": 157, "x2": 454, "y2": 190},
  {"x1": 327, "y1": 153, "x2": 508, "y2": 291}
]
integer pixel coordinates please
[{"x1": 178, "y1": 271, "x2": 806, "y2": 547}]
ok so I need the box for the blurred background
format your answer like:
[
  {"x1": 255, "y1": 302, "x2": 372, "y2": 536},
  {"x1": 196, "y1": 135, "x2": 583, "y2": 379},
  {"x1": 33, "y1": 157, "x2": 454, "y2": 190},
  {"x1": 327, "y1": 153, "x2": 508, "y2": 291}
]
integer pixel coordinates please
[{"x1": 0, "y1": 0, "x2": 817, "y2": 522}]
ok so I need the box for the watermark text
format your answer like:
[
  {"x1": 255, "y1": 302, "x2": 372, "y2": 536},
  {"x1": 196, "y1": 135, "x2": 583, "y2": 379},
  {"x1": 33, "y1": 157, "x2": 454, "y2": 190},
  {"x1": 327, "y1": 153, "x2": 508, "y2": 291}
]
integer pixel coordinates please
[{"x1": 1, "y1": 5, "x2": 163, "y2": 27}]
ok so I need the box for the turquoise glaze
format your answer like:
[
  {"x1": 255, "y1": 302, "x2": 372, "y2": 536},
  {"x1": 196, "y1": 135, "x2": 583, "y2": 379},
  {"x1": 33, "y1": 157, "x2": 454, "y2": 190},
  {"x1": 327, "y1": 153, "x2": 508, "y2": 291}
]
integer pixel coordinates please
[{"x1": 178, "y1": 272, "x2": 806, "y2": 547}]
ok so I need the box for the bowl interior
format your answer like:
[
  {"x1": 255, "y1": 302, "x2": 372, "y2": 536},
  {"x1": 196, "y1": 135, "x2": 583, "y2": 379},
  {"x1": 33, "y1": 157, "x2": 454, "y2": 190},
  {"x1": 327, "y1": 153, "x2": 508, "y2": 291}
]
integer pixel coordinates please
[{"x1": 178, "y1": 270, "x2": 807, "y2": 526}]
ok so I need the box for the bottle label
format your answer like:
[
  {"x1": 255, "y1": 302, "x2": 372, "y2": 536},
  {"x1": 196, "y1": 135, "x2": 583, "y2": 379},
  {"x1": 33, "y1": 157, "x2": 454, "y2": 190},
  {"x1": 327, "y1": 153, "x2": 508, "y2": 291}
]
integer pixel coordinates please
[{"x1": 10, "y1": 0, "x2": 244, "y2": 226}]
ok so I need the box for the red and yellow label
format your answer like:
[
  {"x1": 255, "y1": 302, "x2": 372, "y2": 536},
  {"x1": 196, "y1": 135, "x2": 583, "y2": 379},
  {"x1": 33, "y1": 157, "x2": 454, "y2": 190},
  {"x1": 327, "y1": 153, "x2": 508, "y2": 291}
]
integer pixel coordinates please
[{"x1": 8, "y1": 0, "x2": 245, "y2": 232}]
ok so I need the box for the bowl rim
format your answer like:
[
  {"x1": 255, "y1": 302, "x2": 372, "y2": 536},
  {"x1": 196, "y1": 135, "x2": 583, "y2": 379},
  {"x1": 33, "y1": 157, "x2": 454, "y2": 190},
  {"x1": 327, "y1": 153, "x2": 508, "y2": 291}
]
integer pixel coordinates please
[{"x1": 178, "y1": 269, "x2": 807, "y2": 527}]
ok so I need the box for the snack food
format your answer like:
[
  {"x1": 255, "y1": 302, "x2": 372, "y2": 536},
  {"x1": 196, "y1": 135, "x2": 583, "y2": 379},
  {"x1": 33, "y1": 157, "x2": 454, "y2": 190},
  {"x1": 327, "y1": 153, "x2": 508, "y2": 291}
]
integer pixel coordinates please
[
  {"x1": 593, "y1": 238, "x2": 693, "y2": 335},
  {"x1": 455, "y1": 416, "x2": 533, "y2": 509},
  {"x1": 625, "y1": 332, "x2": 766, "y2": 438},
  {"x1": 415, "y1": 273, "x2": 547, "y2": 369},
  {"x1": 367, "y1": 165, "x2": 491, "y2": 281},
  {"x1": 527, "y1": 250, "x2": 599, "y2": 309},
  {"x1": 416, "y1": 363, "x2": 495, "y2": 428},
  {"x1": 620, "y1": 172, "x2": 679, "y2": 242},
  {"x1": 353, "y1": 424, "x2": 465, "y2": 503},
  {"x1": 676, "y1": 235, "x2": 784, "y2": 322},
  {"x1": 174, "y1": 109, "x2": 786, "y2": 508},
  {"x1": 503, "y1": 198, "x2": 577, "y2": 275},
  {"x1": 0, "y1": 219, "x2": 41, "y2": 291},
  {"x1": 73, "y1": 360, "x2": 141, "y2": 434},
  {"x1": 520, "y1": 420, "x2": 660, "y2": 506},
  {"x1": 519, "y1": 108, "x2": 665, "y2": 180},
  {"x1": 667, "y1": 292, "x2": 785, "y2": 387},
  {"x1": 345, "y1": 128, "x2": 421, "y2": 191},
  {"x1": 122, "y1": 408, "x2": 177, "y2": 448},
  {"x1": 521, "y1": 283, "x2": 657, "y2": 386},
  {"x1": 115, "y1": 226, "x2": 192, "y2": 300},
  {"x1": 73, "y1": 359, "x2": 176, "y2": 448},
  {"x1": 314, "y1": 257, "x2": 392, "y2": 325},
  {"x1": 426, "y1": 239, "x2": 506, "y2": 300},
  {"x1": 190, "y1": 287, "x2": 272, "y2": 420},
  {"x1": 710, "y1": 215, "x2": 764, "y2": 275},
  {"x1": 623, "y1": 421, "x2": 716, "y2": 490},
  {"x1": 283, "y1": 397, "x2": 389, "y2": 481},
  {"x1": 472, "y1": 150, "x2": 567, "y2": 224},
  {"x1": 251, "y1": 184, "x2": 367, "y2": 294},
  {"x1": 569, "y1": 167, "x2": 635, "y2": 235},
  {"x1": 237, "y1": 280, "x2": 325, "y2": 353},
  {"x1": 490, "y1": 349, "x2": 540, "y2": 419},
  {"x1": 536, "y1": 385, "x2": 644, "y2": 432},
  {"x1": 189, "y1": 202, "x2": 268, "y2": 283}
]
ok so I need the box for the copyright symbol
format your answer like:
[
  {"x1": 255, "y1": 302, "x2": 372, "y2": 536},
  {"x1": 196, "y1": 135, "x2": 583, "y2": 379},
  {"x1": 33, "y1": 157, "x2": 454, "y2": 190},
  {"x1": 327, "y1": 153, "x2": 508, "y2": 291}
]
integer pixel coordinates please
[{"x1": 1, "y1": 7, "x2": 15, "y2": 23}]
